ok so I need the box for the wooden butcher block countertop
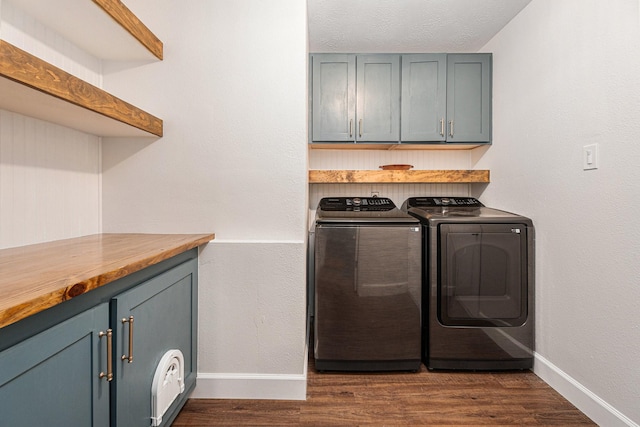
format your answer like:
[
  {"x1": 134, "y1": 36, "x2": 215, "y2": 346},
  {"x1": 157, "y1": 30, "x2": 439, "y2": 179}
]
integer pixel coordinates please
[{"x1": 0, "y1": 233, "x2": 214, "y2": 329}]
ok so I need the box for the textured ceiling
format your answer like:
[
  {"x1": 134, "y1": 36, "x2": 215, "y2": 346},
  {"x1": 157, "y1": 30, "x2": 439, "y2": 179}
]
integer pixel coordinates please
[{"x1": 308, "y1": 0, "x2": 532, "y2": 53}]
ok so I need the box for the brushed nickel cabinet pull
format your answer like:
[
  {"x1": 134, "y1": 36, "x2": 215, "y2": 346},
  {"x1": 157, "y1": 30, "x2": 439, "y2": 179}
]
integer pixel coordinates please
[
  {"x1": 359, "y1": 119, "x2": 363, "y2": 138},
  {"x1": 440, "y1": 118, "x2": 445, "y2": 137},
  {"x1": 99, "y1": 329, "x2": 113, "y2": 381},
  {"x1": 121, "y1": 316, "x2": 134, "y2": 363},
  {"x1": 449, "y1": 120, "x2": 454, "y2": 137}
]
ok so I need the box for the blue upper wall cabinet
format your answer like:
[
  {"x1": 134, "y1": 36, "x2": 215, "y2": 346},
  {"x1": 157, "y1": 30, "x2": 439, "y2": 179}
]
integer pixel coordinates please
[
  {"x1": 356, "y1": 54, "x2": 401, "y2": 142},
  {"x1": 401, "y1": 54, "x2": 447, "y2": 142},
  {"x1": 311, "y1": 54, "x2": 356, "y2": 142},
  {"x1": 311, "y1": 54, "x2": 400, "y2": 143},
  {"x1": 446, "y1": 54, "x2": 492, "y2": 143},
  {"x1": 310, "y1": 53, "x2": 492, "y2": 147}
]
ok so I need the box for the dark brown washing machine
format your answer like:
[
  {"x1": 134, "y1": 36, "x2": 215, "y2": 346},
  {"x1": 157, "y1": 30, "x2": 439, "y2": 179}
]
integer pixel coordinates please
[
  {"x1": 403, "y1": 197, "x2": 535, "y2": 370},
  {"x1": 314, "y1": 197, "x2": 422, "y2": 372}
]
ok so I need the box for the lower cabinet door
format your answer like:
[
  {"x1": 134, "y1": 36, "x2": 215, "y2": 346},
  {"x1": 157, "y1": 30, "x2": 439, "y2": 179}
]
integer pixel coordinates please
[
  {"x1": 112, "y1": 258, "x2": 197, "y2": 427},
  {"x1": 0, "y1": 303, "x2": 110, "y2": 427}
]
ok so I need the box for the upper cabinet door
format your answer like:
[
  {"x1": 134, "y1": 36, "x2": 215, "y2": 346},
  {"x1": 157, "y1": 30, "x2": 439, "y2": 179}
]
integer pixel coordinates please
[
  {"x1": 311, "y1": 54, "x2": 356, "y2": 142},
  {"x1": 446, "y1": 54, "x2": 492, "y2": 143},
  {"x1": 356, "y1": 54, "x2": 401, "y2": 142},
  {"x1": 401, "y1": 54, "x2": 447, "y2": 142}
]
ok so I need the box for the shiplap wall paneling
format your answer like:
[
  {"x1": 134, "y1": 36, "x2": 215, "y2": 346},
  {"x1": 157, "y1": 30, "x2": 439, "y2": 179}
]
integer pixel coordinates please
[
  {"x1": 309, "y1": 149, "x2": 472, "y2": 170},
  {"x1": 0, "y1": 110, "x2": 101, "y2": 249},
  {"x1": 308, "y1": 148, "x2": 474, "y2": 208}
]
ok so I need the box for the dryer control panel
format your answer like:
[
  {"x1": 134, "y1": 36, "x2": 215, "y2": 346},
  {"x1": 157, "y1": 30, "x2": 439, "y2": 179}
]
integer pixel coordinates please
[{"x1": 405, "y1": 197, "x2": 485, "y2": 208}]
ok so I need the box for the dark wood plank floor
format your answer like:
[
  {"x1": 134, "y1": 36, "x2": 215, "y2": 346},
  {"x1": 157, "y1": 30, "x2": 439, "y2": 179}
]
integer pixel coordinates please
[{"x1": 173, "y1": 359, "x2": 595, "y2": 426}]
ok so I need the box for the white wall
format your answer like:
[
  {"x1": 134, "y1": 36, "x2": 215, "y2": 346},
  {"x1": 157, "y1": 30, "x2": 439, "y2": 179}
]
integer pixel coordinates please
[
  {"x1": 478, "y1": 1, "x2": 640, "y2": 425},
  {"x1": 100, "y1": 0, "x2": 309, "y2": 399}
]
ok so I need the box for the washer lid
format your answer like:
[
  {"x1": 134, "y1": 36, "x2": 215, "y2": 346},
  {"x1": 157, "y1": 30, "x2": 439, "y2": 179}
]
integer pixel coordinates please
[
  {"x1": 408, "y1": 205, "x2": 532, "y2": 224},
  {"x1": 402, "y1": 197, "x2": 532, "y2": 224}
]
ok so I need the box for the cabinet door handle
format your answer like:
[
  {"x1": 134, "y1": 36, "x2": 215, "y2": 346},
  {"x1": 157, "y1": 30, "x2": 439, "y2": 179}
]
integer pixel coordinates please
[
  {"x1": 121, "y1": 316, "x2": 134, "y2": 363},
  {"x1": 349, "y1": 119, "x2": 353, "y2": 137},
  {"x1": 99, "y1": 329, "x2": 113, "y2": 381},
  {"x1": 449, "y1": 120, "x2": 454, "y2": 137},
  {"x1": 440, "y1": 118, "x2": 445, "y2": 137},
  {"x1": 359, "y1": 119, "x2": 363, "y2": 138}
]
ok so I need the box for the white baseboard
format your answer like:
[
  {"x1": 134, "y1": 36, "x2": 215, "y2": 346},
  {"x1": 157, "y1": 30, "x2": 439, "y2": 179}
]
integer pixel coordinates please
[
  {"x1": 190, "y1": 372, "x2": 307, "y2": 400},
  {"x1": 191, "y1": 315, "x2": 310, "y2": 401},
  {"x1": 534, "y1": 353, "x2": 638, "y2": 427}
]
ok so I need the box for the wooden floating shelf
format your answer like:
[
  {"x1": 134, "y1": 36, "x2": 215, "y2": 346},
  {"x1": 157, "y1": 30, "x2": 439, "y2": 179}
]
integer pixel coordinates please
[
  {"x1": 93, "y1": 0, "x2": 163, "y2": 60},
  {"x1": 9, "y1": 0, "x2": 163, "y2": 61},
  {"x1": 0, "y1": 41, "x2": 163, "y2": 137},
  {"x1": 309, "y1": 170, "x2": 490, "y2": 184}
]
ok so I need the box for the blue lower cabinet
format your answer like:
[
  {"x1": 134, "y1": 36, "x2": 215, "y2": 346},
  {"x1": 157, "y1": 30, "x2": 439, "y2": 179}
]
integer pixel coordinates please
[
  {"x1": 0, "y1": 253, "x2": 198, "y2": 427},
  {"x1": 0, "y1": 303, "x2": 110, "y2": 427},
  {"x1": 112, "y1": 258, "x2": 197, "y2": 427}
]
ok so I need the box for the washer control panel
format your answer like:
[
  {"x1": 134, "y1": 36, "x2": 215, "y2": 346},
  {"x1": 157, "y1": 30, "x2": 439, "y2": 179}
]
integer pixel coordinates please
[{"x1": 319, "y1": 197, "x2": 395, "y2": 211}]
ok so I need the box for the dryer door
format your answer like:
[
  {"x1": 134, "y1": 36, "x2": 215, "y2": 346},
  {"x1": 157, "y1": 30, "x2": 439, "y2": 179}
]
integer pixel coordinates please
[{"x1": 438, "y1": 223, "x2": 528, "y2": 327}]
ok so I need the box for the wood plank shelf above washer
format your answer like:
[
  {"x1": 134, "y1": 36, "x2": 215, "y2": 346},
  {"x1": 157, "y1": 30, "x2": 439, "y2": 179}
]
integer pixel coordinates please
[
  {"x1": 0, "y1": 41, "x2": 163, "y2": 137},
  {"x1": 309, "y1": 170, "x2": 490, "y2": 184}
]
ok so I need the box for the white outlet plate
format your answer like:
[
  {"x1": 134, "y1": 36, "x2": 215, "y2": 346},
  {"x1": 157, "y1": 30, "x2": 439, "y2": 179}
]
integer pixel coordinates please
[{"x1": 583, "y1": 144, "x2": 599, "y2": 170}]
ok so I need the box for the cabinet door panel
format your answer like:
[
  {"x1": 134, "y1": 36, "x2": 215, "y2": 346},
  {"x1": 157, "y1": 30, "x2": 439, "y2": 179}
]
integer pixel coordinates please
[
  {"x1": 0, "y1": 303, "x2": 110, "y2": 427},
  {"x1": 357, "y1": 55, "x2": 400, "y2": 142},
  {"x1": 112, "y1": 259, "x2": 197, "y2": 427},
  {"x1": 401, "y1": 54, "x2": 447, "y2": 142},
  {"x1": 446, "y1": 54, "x2": 492, "y2": 143},
  {"x1": 312, "y1": 54, "x2": 356, "y2": 141}
]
